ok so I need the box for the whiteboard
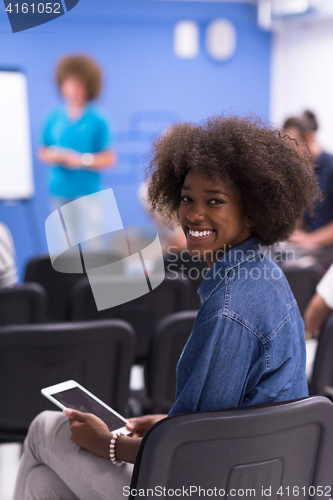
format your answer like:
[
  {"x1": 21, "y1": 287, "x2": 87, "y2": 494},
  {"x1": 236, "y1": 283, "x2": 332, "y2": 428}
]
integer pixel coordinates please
[{"x1": 0, "y1": 70, "x2": 34, "y2": 199}]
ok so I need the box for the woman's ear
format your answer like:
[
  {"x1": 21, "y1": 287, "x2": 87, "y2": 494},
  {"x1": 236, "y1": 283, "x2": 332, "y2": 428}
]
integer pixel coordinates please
[{"x1": 246, "y1": 215, "x2": 255, "y2": 228}]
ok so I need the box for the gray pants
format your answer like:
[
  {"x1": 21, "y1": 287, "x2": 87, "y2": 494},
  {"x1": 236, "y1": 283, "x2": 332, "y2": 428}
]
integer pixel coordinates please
[{"x1": 13, "y1": 411, "x2": 134, "y2": 500}]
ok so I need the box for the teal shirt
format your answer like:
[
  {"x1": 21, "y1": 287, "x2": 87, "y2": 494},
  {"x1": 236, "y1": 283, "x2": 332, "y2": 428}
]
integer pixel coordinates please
[{"x1": 42, "y1": 105, "x2": 114, "y2": 198}]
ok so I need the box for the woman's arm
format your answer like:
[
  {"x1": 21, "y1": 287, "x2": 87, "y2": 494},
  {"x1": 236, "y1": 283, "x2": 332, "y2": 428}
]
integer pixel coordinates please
[
  {"x1": 304, "y1": 264, "x2": 333, "y2": 336},
  {"x1": 38, "y1": 146, "x2": 66, "y2": 165},
  {"x1": 86, "y1": 149, "x2": 117, "y2": 170},
  {"x1": 64, "y1": 409, "x2": 166, "y2": 464},
  {"x1": 304, "y1": 293, "x2": 333, "y2": 337},
  {"x1": 289, "y1": 222, "x2": 333, "y2": 247}
]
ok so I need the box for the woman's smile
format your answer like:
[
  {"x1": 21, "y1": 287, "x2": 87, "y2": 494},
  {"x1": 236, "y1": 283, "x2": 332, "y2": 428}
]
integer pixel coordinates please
[{"x1": 187, "y1": 226, "x2": 216, "y2": 240}]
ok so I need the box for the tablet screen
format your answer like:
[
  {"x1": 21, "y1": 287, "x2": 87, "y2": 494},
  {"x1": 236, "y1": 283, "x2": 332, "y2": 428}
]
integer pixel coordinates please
[{"x1": 52, "y1": 387, "x2": 126, "y2": 431}]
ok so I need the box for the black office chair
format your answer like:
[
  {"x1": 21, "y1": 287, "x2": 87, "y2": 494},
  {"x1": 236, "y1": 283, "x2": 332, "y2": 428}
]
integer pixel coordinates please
[
  {"x1": 146, "y1": 311, "x2": 197, "y2": 413},
  {"x1": 0, "y1": 319, "x2": 135, "y2": 443},
  {"x1": 69, "y1": 275, "x2": 190, "y2": 363},
  {"x1": 0, "y1": 283, "x2": 47, "y2": 326},
  {"x1": 280, "y1": 263, "x2": 324, "y2": 317},
  {"x1": 24, "y1": 253, "x2": 124, "y2": 322},
  {"x1": 309, "y1": 313, "x2": 333, "y2": 397},
  {"x1": 130, "y1": 397, "x2": 333, "y2": 499}
]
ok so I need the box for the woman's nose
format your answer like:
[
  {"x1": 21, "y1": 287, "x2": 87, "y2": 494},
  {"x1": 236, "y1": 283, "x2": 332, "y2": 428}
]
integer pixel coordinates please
[{"x1": 187, "y1": 204, "x2": 206, "y2": 222}]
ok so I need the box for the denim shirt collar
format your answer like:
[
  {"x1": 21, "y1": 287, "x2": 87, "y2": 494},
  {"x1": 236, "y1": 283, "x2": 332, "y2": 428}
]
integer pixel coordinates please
[{"x1": 198, "y1": 237, "x2": 260, "y2": 304}]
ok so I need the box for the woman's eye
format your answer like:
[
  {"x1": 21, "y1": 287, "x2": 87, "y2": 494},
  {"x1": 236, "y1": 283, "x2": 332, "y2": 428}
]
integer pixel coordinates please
[
  {"x1": 181, "y1": 195, "x2": 191, "y2": 202},
  {"x1": 209, "y1": 199, "x2": 224, "y2": 205}
]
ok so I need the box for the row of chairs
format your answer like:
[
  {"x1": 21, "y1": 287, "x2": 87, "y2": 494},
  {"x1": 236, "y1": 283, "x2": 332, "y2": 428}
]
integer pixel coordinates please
[
  {"x1": 22, "y1": 253, "x2": 204, "y2": 363},
  {"x1": 24, "y1": 253, "x2": 205, "y2": 322},
  {"x1": 1, "y1": 255, "x2": 332, "y2": 492},
  {"x1": 0, "y1": 253, "x2": 203, "y2": 445},
  {"x1": 15, "y1": 253, "x2": 323, "y2": 330},
  {"x1": 0, "y1": 277, "x2": 196, "y2": 363},
  {"x1": 22, "y1": 253, "x2": 325, "y2": 322},
  {"x1": 0, "y1": 311, "x2": 197, "y2": 444},
  {"x1": 2, "y1": 306, "x2": 333, "y2": 446}
]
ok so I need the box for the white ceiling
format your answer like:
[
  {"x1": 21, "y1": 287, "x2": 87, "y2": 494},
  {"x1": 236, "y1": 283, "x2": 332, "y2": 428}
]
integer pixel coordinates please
[
  {"x1": 257, "y1": 0, "x2": 333, "y2": 30},
  {"x1": 150, "y1": 0, "x2": 333, "y2": 31}
]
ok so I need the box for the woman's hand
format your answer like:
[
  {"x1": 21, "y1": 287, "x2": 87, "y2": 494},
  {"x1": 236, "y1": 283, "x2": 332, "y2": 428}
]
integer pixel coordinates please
[
  {"x1": 38, "y1": 146, "x2": 116, "y2": 170},
  {"x1": 38, "y1": 146, "x2": 82, "y2": 169},
  {"x1": 126, "y1": 414, "x2": 167, "y2": 437},
  {"x1": 64, "y1": 410, "x2": 167, "y2": 463},
  {"x1": 64, "y1": 409, "x2": 111, "y2": 458},
  {"x1": 59, "y1": 150, "x2": 83, "y2": 168}
]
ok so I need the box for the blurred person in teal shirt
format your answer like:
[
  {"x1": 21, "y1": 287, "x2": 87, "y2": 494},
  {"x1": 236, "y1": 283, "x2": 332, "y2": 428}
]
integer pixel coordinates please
[{"x1": 39, "y1": 55, "x2": 117, "y2": 247}]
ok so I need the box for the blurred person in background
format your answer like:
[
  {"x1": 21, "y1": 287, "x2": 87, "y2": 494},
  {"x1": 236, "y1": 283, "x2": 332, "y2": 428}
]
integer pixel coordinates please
[
  {"x1": 0, "y1": 221, "x2": 18, "y2": 287},
  {"x1": 304, "y1": 263, "x2": 333, "y2": 337},
  {"x1": 283, "y1": 111, "x2": 333, "y2": 265},
  {"x1": 38, "y1": 55, "x2": 116, "y2": 246},
  {"x1": 303, "y1": 263, "x2": 333, "y2": 381}
]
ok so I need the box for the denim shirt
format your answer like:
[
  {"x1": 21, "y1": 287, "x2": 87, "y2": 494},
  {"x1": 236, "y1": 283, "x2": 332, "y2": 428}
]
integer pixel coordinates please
[{"x1": 169, "y1": 237, "x2": 308, "y2": 416}]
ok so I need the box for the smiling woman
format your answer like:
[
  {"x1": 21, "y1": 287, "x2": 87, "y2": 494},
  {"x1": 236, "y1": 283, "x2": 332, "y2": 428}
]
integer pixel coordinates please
[
  {"x1": 146, "y1": 114, "x2": 319, "y2": 415},
  {"x1": 14, "y1": 115, "x2": 321, "y2": 500}
]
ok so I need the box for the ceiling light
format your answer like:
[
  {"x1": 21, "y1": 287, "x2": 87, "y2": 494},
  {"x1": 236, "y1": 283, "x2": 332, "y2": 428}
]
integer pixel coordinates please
[{"x1": 272, "y1": 0, "x2": 309, "y2": 16}]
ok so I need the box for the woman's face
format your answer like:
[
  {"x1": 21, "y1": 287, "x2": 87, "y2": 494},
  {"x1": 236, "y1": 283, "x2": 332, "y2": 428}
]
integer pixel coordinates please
[
  {"x1": 60, "y1": 76, "x2": 87, "y2": 106},
  {"x1": 179, "y1": 170, "x2": 253, "y2": 268}
]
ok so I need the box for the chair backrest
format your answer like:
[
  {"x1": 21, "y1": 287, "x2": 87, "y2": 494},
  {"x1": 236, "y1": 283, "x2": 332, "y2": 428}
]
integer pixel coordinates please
[
  {"x1": 69, "y1": 275, "x2": 190, "y2": 363},
  {"x1": 24, "y1": 253, "x2": 124, "y2": 322},
  {"x1": 0, "y1": 283, "x2": 47, "y2": 326},
  {"x1": 310, "y1": 313, "x2": 333, "y2": 396},
  {"x1": 146, "y1": 311, "x2": 197, "y2": 413},
  {"x1": 130, "y1": 397, "x2": 333, "y2": 499},
  {"x1": 280, "y1": 263, "x2": 324, "y2": 317},
  {"x1": 0, "y1": 319, "x2": 135, "y2": 443}
]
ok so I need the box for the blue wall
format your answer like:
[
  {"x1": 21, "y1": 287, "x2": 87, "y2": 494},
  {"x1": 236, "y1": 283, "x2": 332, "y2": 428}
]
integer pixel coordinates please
[{"x1": 0, "y1": 0, "x2": 271, "y2": 279}]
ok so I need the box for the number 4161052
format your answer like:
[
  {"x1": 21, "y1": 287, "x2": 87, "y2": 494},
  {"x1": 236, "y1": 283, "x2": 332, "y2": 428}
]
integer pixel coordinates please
[{"x1": 6, "y1": 3, "x2": 61, "y2": 14}]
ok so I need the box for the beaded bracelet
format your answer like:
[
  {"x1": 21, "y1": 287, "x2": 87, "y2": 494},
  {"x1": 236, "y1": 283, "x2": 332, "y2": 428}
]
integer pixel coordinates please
[{"x1": 109, "y1": 433, "x2": 124, "y2": 465}]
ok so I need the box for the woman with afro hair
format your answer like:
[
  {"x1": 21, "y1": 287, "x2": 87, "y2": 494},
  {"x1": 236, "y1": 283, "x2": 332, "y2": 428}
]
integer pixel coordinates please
[{"x1": 14, "y1": 115, "x2": 319, "y2": 500}]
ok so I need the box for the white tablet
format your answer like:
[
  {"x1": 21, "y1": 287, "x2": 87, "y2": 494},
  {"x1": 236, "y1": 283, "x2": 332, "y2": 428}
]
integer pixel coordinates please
[{"x1": 41, "y1": 380, "x2": 129, "y2": 434}]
